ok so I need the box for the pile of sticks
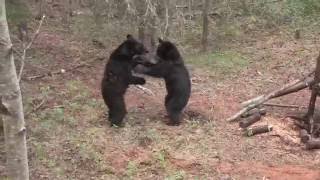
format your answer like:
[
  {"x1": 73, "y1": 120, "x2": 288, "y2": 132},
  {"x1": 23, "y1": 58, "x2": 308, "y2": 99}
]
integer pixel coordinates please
[
  {"x1": 227, "y1": 53, "x2": 320, "y2": 150},
  {"x1": 238, "y1": 107, "x2": 272, "y2": 137}
]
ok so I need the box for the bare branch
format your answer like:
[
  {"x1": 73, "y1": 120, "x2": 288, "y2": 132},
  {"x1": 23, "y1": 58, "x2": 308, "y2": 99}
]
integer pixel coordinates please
[
  {"x1": 25, "y1": 98, "x2": 46, "y2": 118},
  {"x1": 263, "y1": 102, "x2": 307, "y2": 109},
  {"x1": 18, "y1": 15, "x2": 46, "y2": 82},
  {"x1": 134, "y1": 85, "x2": 154, "y2": 96},
  {"x1": 241, "y1": 70, "x2": 315, "y2": 107},
  {"x1": 227, "y1": 73, "x2": 315, "y2": 122},
  {"x1": 163, "y1": 0, "x2": 169, "y2": 37}
]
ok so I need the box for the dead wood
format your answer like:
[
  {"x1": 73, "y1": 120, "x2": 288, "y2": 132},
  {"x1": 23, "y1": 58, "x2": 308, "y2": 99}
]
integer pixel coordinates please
[
  {"x1": 263, "y1": 103, "x2": 307, "y2": 109},
  {"x1": 300, "y1": 129, "x2": 311, "y2": 143},
  {"x1": 245, "y1": 125, "x2": 273, "y2": 137},
  {"x1": 241, "y1": 108, "x2": 266, "y2": 118},
  {"x1": 239, "y1": 112, "x2": 261, "y2": 128},
  {"x1": 306, "y1": 53, "x2": 320, "y2": 133},
  {"x1": 227, "y1": 72, "x2": 315, "y2": 122},
  {"x1": 241, "y1": 95, "x2": 264, "y2": 108},
  {"x1": 306, "y1": 139, "x2": 320, "y2": 150},
  {"x1": 263, "y1": 102, "x2": 306, "y2": 109},
  {"x1": 306, "y1": 89, "x2": 317, "y2": 133},
  {"x1": 134, "y1": 85, "x2": 154, "y2": 96},
  {"x1": 241, "y1": 74, "x2": 315, "y2": 108}
]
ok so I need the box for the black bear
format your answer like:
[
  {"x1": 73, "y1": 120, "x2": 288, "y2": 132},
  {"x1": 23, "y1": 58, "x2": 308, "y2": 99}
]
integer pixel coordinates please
[
  {"x1": 134, "y1": 38, "x2": 191, "y2": 126},
  {"x1": 101, "y1": 34, "x2": 149, "y2": 126}
]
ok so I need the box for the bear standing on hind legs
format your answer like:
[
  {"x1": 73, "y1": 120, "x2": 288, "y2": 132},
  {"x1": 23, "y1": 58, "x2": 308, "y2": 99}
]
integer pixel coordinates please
[
  {"x1": 134, "y1": 38, "x2": 191, "y2": 126},
  {"x1": 101, "y1": 35, "x2": 149, "y2": 127}
]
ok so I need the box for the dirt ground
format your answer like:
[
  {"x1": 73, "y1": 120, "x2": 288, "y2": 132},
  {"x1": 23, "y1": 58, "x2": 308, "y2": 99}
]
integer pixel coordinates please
[{"x1": 1, "y1": 17, "x2": 320, "y2": 180}]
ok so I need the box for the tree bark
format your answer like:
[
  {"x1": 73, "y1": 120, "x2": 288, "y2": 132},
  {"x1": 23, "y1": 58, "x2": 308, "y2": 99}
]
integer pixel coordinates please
[
  {"x1": 228, "y1": 74, "x2": 314, "y2": 122},
  {"x1": 0, "y1": 1, "x2": 29, "y2": 179},
  {"x1": 201, "y1": 0, "x2": 209, "y2": 52},
  {"x1": 36, "y1": 0, "x2": 44, "y2": 19},
  {"x1": 241, "y1": 108, "x2": 266, "y2": 118},
  {"x1": 306, "y1": 53, "x2": 320, "y2": 133},
  {"x1": 245, "y1": 125, "x2": 273, "y2": 137},
  {"x1": 135, "y1": 0, "x2": 146, "y2": 42},
  {"x1": 163, "y1": 0, "x2": 174, "y2": 38},
  {"x1": 241, "y1": 75, "x2": 315, "y2": 107},
  {"x1": 306, "y1": 139, "x2": 320, "y2": 150},
  {"x1": 239, "y1": 113, "x2": 262, "y2": 128}
]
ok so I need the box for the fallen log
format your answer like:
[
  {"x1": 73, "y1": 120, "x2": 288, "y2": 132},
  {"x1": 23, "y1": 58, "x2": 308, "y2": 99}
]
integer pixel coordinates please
[
  {"x1": 245, "y1": 125, "x2": 273, "y2": 137},
  {"x1": 241, "y1": 75, "x2": 315, "y2": 107},
  {"x1": 239, "y1": 113, "x2": 261, "y2": 128},
  {"x1": 306, "y1": 139, "x2": 320, "y2": 150},
  {"x1": 241, "y1": 95, "x2": 263, "y2": 108},
  {"x1": 241, "y1": 108, "x2": 266, "y2": 118},
  {"x1": 227, "y1": 74, "x2": 315, "y2": 122}
]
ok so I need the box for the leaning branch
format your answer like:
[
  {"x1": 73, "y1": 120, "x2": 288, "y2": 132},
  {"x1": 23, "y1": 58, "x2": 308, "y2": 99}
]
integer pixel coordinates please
[
  {"x1": 263, "y1": 102, "x2": 307, "y2": 109},
  {"x1": 227, "y1": 72, "x2": 315, "y2": 122},
  {"x1": 18, "y1": 15, "x2": 46, "y2": 82},
  {"x1": 241, "y1": 71, "x2": 315, "y2": 107}
]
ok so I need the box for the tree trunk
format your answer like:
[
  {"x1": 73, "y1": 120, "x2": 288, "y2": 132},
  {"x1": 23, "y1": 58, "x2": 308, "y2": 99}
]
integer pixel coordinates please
[
  {"x1": 227, "y1": 73, "x2": 315, "y2": 122},
  {"x1": 162, "y1": 0, "x2": 174, "y2": 38},
  {"x1": 149, "y1": 15, "x2": 157, "y2": 52},
  {"x1": 0, "y1": 1, "x2": 29, "y2": 179},
  {"x1": 135, "y1": 0, "x2": 146, "y2": 42},
  {"x1": 201, "y1": 0, "x2": 209, "y2": 52},
  {"x1": 37, "y1": 0, "x2": 44, "y2": 18},
  {"x1": 62, "y1": 0, "x2": 71, "y2": 24},
  {"x1": 188, "y1": 0, "x2": 193, "y2": 12},
  {"x1": 306, "y1": 53, "x2": 320, "y2": 133}
]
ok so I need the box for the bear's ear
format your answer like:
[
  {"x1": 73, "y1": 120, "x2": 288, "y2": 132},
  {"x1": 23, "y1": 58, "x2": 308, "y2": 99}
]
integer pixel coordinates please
[
  {"x1": 158, "y1": 38, "x2": 164, "y2": 44},
  {"x1": 127, "y1": 34, "x2": 134, "y2": 40}
]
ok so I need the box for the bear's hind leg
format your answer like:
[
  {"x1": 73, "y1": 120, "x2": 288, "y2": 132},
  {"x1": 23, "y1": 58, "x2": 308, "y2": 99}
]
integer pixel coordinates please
[
  {"x1": 165, "y1": 99, "x2": 183, "y2": 126},
  {"x1": 167, "y1": 111, "x2": 181, "y2": 126},
  {"x1": 108, "y1": 96, "x2": 127, "y2": 127}
]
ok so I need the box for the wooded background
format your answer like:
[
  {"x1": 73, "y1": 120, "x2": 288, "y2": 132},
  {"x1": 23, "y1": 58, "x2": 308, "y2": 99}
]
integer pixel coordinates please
[{"x1": 1, "y1": 0, "x2": 320, "y2": 179}]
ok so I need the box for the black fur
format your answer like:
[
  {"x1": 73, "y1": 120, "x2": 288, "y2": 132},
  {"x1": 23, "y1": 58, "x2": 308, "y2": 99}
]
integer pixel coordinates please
[
  {"x1": 134, "y1": 39, "x2": 191, "y2": 125},
  {"x1": 101, "y1": 35, "x2": 148, "y2": 126}
]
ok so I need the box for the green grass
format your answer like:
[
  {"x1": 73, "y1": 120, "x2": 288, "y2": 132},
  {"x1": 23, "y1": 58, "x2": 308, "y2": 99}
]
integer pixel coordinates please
[
  {"x1": 186, "y1": 51, "x2": 249, "y2": 78},
  {"x1": 125, "y1": 161, "x2": 138, "y2": 178}
]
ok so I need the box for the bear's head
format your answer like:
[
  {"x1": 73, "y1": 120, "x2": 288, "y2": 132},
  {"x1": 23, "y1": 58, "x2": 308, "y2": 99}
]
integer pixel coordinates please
[
  {"x1": 133, "y1": 38, "x2": 182, "y2": 66},
  {"x1": 121, "y1": 34, "x2": 149, "y2": 58},
  {"x1": 156, "y1": 38, "x2": 182, "y2": 64}
]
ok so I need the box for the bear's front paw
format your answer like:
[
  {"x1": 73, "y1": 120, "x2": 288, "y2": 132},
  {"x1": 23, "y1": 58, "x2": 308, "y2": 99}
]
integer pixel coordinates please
[{"x1": 133, "y1": 64, "x2": 148, "y2": 74}]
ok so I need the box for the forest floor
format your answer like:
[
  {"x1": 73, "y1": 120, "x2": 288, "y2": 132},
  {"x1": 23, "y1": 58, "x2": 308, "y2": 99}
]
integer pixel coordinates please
[{"x1": 1, "y1": 15, "x2": 320, "y2": 180}]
